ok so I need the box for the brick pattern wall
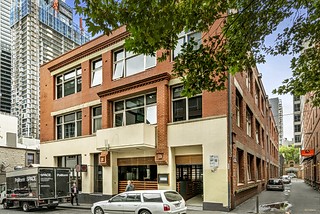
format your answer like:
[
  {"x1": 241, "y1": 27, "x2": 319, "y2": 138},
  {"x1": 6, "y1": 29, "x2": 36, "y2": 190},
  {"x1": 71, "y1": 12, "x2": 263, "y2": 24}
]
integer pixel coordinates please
[
  {"x1": 0, "y1": 146, "x2": 39, "y2": 182},
  {"x1": 40, "y1": 26, "x2": 279, "y2": 208}
]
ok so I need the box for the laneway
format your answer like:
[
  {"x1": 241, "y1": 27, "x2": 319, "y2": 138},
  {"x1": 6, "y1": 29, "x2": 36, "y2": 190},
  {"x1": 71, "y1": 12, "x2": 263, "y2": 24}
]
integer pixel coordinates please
[{"x1": 233, "y1": 179, "x2": 320, "y2": 213}]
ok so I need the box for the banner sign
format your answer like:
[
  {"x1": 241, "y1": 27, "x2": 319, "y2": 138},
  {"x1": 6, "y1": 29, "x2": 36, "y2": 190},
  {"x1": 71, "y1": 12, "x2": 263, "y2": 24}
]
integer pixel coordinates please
[{"x1": 301, "y1": 149, "x2": 315, "y2": 157}]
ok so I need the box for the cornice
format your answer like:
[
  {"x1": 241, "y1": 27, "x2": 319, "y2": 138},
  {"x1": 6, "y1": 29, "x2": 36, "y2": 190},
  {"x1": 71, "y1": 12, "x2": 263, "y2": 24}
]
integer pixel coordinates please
[
  {"x1": 98, "y1": 73, "x2": 171, "y2": 98},
  {"x1": 48, "y1": 31, "x2": 130, "y2": 72}
]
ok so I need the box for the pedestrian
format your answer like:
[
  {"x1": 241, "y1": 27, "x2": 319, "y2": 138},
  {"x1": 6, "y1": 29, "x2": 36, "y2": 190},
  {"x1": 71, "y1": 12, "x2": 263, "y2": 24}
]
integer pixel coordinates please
[
  {"x1": 125, "y1": 180, "x2": 135, "y2": 191},
  {"x1": 70, "y1": 183, "x2": 80, "y2": 206}
]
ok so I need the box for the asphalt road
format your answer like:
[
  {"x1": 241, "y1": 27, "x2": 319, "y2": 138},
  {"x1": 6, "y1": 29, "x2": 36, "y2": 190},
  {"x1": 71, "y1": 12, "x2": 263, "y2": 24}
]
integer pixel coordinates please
[
  {"x1": 0, "y1": 207, "x2": 89, "y2": 214},
  {"x1": 233, "y1": 178, "x2": 320, "y2": 213},
  {"x1": 0, "y1": 179, "x2": 318, "y2": 214}
]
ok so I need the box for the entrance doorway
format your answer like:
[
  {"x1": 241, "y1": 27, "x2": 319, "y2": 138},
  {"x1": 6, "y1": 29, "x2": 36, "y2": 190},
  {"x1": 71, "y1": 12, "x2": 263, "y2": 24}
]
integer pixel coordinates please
[
  {"x1": 176, "y1": 164, "x2": 203, "y2": 200},
  {"x1": 117, "y1": 157, "x2": 158, "y2": 193}
]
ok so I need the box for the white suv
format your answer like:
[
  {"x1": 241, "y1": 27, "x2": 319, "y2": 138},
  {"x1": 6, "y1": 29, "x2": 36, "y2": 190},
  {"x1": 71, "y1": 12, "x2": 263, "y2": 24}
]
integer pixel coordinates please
[{"x1": 91, "y1": 190, "x2": 187, "y2": 214}]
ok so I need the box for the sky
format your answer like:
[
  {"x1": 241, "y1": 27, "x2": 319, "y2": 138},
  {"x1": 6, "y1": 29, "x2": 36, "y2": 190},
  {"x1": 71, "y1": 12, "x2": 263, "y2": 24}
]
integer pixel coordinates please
[
  {"x1": 65, "y1": 0, "x2": 294, "y2": 140},
  {"x1": 257, "y1": 56, "x2": 293, "y2": 141}
]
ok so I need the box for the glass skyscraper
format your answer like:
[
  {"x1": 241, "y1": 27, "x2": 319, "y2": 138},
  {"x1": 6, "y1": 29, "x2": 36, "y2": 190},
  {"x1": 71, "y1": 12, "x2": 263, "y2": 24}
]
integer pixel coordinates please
[{"x1": 10, "y1": 0, "x2": 90, "y2": 138}]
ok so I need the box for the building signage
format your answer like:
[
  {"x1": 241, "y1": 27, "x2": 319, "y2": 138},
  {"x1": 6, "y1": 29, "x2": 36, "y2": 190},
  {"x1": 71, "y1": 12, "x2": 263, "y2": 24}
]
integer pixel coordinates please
[
  {"x1": 158, "y1": 174, "x2": 169, "y2": 184},
  {"x1": 301, "y1": 149, "x2": 315, "y2": 157}
]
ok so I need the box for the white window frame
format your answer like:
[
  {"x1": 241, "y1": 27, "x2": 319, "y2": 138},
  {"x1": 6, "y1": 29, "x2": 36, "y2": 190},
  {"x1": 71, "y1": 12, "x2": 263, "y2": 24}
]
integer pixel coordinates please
[
  {"x1": 56, "y1": 111, "x2": 82, "y2": 140},
  {"x1": 112, "y1": 48, "x2": 156, "y2": 80},
  {"x1": 246, "y1": 109, "x2": 252, "y2": 137},
  {"x1": 246, "y1": 70, "x2": 252, "y2": 92},
  {"x1": 91, "y1": 58, "x2": 103, "y2": 87},
  {"x1": 172, "y1": 85, "x2": 202, "y2": 122},
  {"x1": 92, "y1": 106, "x2": 102, "y2": 133},
  {"x1": 113, "y1": 93, "x2": 157, "y2": 127},
  {"x1": 173, "y1": 31, "x2": 202, "y2": 59},
  {"x1": 27, "y1": 153, "x2": 35, "y2": 165},
  {"x1": 236, "y1": 94, "x2": 241, "y2": 127},
  {"x1": 56, "y1": 67, "x2": 82, "y2": 99}
]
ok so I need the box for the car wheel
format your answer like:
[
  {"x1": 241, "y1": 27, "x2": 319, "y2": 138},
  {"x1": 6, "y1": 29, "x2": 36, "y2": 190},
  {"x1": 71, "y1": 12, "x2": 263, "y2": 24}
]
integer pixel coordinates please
[
  {"x1": 22, "y1": 202, "x2": 30, "y2": 212},
  {"x1": 94, "y1": 206, "x2": 104, "y2": 214},
  {"x1": 139, "y1": 209, "x2": 151, "y2": 214},
  {"x1": 47, "y1": 205, "x2": 58, "y2": 210},
  {"x1": 3, "y1": 201, "x2": 9, "y2": 209}
]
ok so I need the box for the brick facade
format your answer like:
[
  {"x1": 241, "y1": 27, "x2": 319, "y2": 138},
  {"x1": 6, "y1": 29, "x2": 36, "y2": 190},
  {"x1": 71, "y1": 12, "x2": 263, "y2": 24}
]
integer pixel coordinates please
[
  {"x1": 0, "y1": 146, "x2": 39, "y2": 183},
  {"x1": 302, "y1": 94, "x2": 320, "y2": 190},
  {"x1": 40, "y1": 26, "x2": 279, "y2": 210}
]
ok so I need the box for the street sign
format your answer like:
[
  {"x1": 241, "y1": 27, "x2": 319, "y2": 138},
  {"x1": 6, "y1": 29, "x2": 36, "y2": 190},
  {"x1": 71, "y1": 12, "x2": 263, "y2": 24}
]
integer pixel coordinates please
[{"x1": 301, "y1": 149, "x2": 315, "y2": 157}]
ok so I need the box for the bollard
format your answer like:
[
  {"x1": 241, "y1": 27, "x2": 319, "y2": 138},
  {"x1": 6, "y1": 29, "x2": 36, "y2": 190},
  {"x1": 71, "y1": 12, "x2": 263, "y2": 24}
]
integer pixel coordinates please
[{"x1": 256, "y1": 195, "x2": 259, "y2": 214}]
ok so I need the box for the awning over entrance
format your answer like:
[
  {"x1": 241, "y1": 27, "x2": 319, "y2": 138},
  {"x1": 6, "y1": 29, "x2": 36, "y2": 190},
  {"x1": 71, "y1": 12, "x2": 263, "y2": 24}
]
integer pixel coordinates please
[
  {"x1": 301, "y1": 156, "x2": 314, "y2": 163},
  {"x1": 285, "y1": 167, "x2": 299, "y2": 172}
]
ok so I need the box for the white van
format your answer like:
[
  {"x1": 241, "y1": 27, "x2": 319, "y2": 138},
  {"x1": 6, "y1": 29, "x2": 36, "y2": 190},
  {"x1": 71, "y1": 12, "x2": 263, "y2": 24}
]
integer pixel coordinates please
[{"x1": 91, "y1": 190, "x2": 187, "y2": 214}]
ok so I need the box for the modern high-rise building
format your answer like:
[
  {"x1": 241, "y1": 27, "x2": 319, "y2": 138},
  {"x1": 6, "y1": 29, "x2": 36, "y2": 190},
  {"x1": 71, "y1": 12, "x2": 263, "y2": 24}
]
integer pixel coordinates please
[
  {"x1": 269, "y1": 97, "x2": 283, "y2": 145},
  {"x1": 10, "y1": 0, "x2": 90, "y2": 138},
  {"x1": 293, "y1": 95, "x2": 304, "y2": 147},
  {"x1": 0, "y1": 0, "x2": 12, "y2": 113}
]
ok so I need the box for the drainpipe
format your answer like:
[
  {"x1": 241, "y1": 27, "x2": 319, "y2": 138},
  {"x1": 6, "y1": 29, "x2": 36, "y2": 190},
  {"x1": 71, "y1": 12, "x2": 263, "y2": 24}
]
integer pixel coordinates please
[{"x1": 227, "y1": 71, "x2": 233, "y2": 211}]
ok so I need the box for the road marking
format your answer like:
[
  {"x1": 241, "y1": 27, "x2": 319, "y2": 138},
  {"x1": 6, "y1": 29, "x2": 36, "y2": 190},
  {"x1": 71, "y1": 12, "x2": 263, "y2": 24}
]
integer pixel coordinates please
[{"x1": 304, "y1": 209, "x2": 317, "y2": 212}]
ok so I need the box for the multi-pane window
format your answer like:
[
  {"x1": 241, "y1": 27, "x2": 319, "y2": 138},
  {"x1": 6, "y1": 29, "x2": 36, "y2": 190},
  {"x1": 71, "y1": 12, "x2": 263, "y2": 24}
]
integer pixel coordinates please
[
  {"x1": 236, "y1": 92, "x2": 242, "y2": 127},
  {"x1": 114, "y1": 93, "x2": 157, "y2": 127},
  {"x1": 246, "y1": 107, "x2": 253, "y2": 137},
  {"x1": 56, "y1": 67, "x2": 82, "y2": 99},
  {"x1": 91, "y1": 58, "x2": 102, "y2": 87},
  {"x1": 56, "y1": 111, "x2": 82, "y2": 139},
  {"x1": 237, "y1": 149, "x2": 245, "y2": 184},
  {"x1": 92, "y1": 106, "x2": 102, "y2": 133},
  {"x1": 294, "y1": 114, "x2": 301, "y2": 122},
  {"x1": 294, "y1": 124, "x2": 301, "y2": 132},
  {"x1": 295, "y1": 135, "x2": 301, "y2": 143},
  {"x1": 172, "y1": 86, "x2": 202, "y2": 122},
  {"x1": 27, "y1": 153, "x2": 34, "y2": 165},
  {"x1": 173, "y1": 31, "x2": 202, "y2": 59},
  {"x1": 246, "y1": 70, "x2": 252, "y2": 92},
  {"x1": 294, "y1": 103, "x2": 300, "y2": 112},
  {"x1": 113, "y1": 49, "x2": 156, "y2": 80},
  {"x1": 255, "y1": 82, "x2": 260, "y2": 107},
  {"x1": 256, "y1": 158, "x2": 261, "y2": 180},
  {"x1": 256, "y1": 120, "x2": 260, "y2": 144},
  {"x1": 247, "y1": 153, "x2": 254, "y2": 181}
]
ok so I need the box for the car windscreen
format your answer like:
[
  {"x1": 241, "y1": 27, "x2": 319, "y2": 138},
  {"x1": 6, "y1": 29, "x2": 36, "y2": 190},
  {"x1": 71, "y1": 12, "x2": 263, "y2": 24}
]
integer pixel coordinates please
[
  {"x1": 268, "y1": 179, "x2": 282, "y2": 185},
  {"x1": 143, "y1": 193, "x2": 163, "y2": 202},
  {"x1": 164, "y1": 191, "x2": 183, "y2": 202}
]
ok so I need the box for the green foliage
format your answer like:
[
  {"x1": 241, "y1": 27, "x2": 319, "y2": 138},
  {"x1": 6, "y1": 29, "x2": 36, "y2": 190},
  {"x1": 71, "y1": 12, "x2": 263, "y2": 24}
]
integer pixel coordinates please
[
  {"x1": 75, "y1": 0, "x2": 320, "y2": 104},
  {"x1": 279, "y1": 145, "x2": 300, "y2": 164}
]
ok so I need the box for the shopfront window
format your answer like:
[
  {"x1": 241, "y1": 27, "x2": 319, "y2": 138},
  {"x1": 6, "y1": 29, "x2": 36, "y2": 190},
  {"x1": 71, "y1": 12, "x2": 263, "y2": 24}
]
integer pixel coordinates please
[
  {"x1": 118, "y1": 165, "x2": 157, "y2": 181},
  {"x1": 57, "y1": 155, "x2": 82, "y2": 191}
]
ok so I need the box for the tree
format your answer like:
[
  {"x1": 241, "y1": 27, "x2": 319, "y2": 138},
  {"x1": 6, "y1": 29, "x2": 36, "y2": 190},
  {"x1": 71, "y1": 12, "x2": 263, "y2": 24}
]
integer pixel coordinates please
[
  {"x1": 279, "y1": 145, "x2": 300, "y2": 164},
  {"x1": 75, "y1": 0, "x2": 320, "y2": 104}
]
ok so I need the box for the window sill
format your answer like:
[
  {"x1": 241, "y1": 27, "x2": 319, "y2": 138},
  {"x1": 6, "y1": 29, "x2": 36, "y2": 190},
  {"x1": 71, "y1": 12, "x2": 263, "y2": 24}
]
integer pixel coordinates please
[
  {"x1": 237, "y1": 183, "x2": 245, "y2": 187},
  {"x1": 248, "y1": 181, "x2": 255, "y2": 184}
]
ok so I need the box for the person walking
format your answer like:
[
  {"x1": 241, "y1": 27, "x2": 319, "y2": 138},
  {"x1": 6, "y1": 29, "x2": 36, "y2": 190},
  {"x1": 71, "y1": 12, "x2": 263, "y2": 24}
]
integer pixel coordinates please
[
  {"x1": 125, "y1": 180, "x2": 135, "y2": 191},
  {"x1": 70, "y1": 183, "x2": 80, "y2": 206}
]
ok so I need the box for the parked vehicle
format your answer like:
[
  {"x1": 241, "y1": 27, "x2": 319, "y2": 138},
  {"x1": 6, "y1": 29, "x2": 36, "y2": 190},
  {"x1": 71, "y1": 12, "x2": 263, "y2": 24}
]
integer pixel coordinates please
[
  {"x1": 288, "y1": 173, "x2": 296, "y2": 178},
  {"x1": 0, "y1": 167, "x2": 71, "y2": 211},
  {"x1": 91, "y1": 190, "x2": 187, "y2": 214},
  {"x1": 281, "y1": 175, "x2": 291, "y2": 184},
  {"x1": 266, "y1": 178, "x2": 284, "y2": 191}
]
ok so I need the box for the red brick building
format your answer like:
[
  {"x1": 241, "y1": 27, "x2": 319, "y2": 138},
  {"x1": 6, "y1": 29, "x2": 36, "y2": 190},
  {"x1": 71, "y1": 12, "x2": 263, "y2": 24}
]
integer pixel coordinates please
[
  {"x1": 302, "y1": 94, "x2": 320, "y2": 190},
  {"x1": 40, "y1": 26, "x2": 279, "y2": 210}
]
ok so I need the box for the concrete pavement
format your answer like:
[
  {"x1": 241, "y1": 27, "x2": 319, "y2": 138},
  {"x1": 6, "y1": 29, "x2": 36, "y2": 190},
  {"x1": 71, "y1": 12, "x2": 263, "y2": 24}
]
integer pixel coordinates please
[{"x1": 59, "y1": 179, "x2": 320, "y2": 213}]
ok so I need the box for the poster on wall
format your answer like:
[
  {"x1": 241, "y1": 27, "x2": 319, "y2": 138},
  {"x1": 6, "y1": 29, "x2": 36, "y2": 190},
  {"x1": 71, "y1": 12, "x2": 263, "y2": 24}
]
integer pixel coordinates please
[{"x1": 209, "y1": 155, "x2": 219, "y2": 172}]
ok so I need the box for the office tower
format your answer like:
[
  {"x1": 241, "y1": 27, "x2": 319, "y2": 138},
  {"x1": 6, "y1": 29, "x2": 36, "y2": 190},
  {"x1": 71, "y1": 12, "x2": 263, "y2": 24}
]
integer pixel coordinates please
[
  {"x1": 269, "y1": 97, "x2": 283, "y2": 145},
  {"x1": 10, "y1": 0, "x2": 90, "y2": 138},
  {"x1": 293, "y1": 95, "x2": 303, "y2": 147},
  {"x1": 0, "y1": 0, "x2": 12, "y2": 113}
]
